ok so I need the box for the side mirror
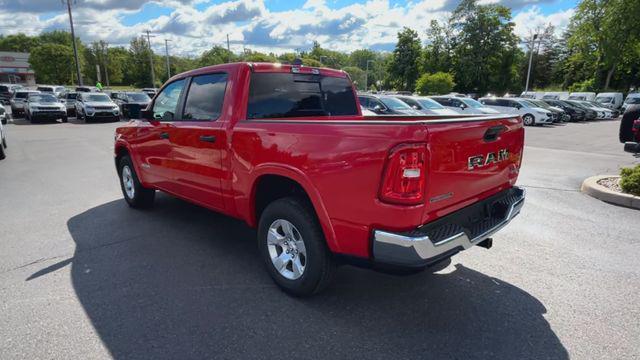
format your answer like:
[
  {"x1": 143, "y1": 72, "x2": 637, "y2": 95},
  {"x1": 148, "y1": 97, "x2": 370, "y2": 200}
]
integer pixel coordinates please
[
  {"x1": 411, "y1": 105, "x2": 419, "y2": 110},
  {"x1": 459, "y1": 104, "x2": 466, "y2": 110},
  {"x1": 373, "y1": 104, "x2": 384, "y2": 113},
  {"x1": 140, "y1": 109, "x2": 153, "y2": 120}
]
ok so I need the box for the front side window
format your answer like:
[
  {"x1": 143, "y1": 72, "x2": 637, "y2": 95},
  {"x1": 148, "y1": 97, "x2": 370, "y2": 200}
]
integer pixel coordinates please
[
  {"x1": 380, "y1": 96, "x2": 412, "y2": 110},
  {"x1": 461, "y1": 98, "x2": 484, "y2": 108},
  {"x1": 416, "y1": 98, "x2": 445, "y2": 109},
  {"x1": 247, "y1": 73, "x2": 358, "y2": 119},
  {"x1": 152, "y1": 79, "x2": 186, "y2": 121},
  {"x1": 182, "y1": 73, "x2": 227, "y2": 121}
]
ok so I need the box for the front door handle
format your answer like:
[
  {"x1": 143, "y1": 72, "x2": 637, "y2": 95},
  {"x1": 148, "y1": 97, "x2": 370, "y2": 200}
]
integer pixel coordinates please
[
  {"x1": 159, "y1": 132, "x2": 169, "y2": 139},
  {"x1": 199, "y1": 135, "x2": 216, "y2": 143}
]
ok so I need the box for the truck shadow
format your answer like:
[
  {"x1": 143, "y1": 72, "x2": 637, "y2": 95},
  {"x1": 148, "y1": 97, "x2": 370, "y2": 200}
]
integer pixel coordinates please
[{"x1": 36, "y1": 195, "x2": 567, "y2": 359}]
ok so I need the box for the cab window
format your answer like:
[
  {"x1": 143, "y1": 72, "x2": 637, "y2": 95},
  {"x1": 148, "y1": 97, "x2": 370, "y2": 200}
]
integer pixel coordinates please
[
  {"x1": 152, "y1": 79, "x2": 186, "y2": 121},
  {"x1": 182, "y1": 73, "x2": 227, "y2": 121}
]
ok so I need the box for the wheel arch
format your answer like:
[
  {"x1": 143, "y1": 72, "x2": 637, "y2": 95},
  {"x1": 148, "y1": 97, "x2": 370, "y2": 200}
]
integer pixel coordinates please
[{"x1": 248, "y1": 166, "x2": 339, "y2": 253}]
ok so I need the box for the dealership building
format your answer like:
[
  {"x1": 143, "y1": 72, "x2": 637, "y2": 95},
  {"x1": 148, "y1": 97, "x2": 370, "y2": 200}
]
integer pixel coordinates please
[{"x1": 0, "y1": 51, "x2": 35, "y2": 86}]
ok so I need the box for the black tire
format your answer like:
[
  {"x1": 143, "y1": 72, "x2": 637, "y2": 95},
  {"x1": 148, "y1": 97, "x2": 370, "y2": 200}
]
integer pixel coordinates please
[
  {"x1": 619, "y1": 105, "x2": 640, "y2": 143},
  {"x1": 523, "y1": 114, "x2": 535, "y2": 126},
  {"x1": 61, "y1": 116, "x2": 68, "y2": 123},
  {"x1": 258, "y1": 197, "x2": 334, "y2": 296},
  {"x1": 1, "y1": 118, "x2": 6, "y2": 125},
  {"x1": 0, "y1": 139, "x2": 5, "y2": 160},
  {"x1": 118, "y1": 155, "x2": 155, "y2": 208}
]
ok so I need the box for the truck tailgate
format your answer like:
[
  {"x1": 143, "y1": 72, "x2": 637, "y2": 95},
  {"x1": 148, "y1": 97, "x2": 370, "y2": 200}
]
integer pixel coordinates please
[{"x1": 422, "y1": 116, "x2": 523, "y2": 222}]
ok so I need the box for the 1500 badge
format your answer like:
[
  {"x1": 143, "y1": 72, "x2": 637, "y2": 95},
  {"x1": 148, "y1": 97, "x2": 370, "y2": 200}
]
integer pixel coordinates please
[{"x1": 468, "y1": 149, "x2": 509, "y2": 170}]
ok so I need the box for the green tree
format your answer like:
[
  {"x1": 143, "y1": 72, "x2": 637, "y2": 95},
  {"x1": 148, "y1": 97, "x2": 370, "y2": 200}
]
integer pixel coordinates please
[
  {"x1": 30, "y1": 44, "x2": 75, "y2": 84},
  {"x1": 198, "y1": 46, "x2": 237, "y2": 67},
  {"x1": 342, "y1": 66, "x2": 366, "y2": 90},
  {"x1": 449, "y1": 0, "x2": 519, "y2": 94},
  {"x1": 387, "y1": 27, "x2": 422, "y2": 91},
  {"x1": 421, "y1": 20, "x2": 455, "y2": 74},
  {"x1": 0, "y1": 33, "x2": 41, "y2": 52},
  {"x1": 565, "y1": 0, "x2": 640, "y2": 90},
  {"x1": 308, "y1": 41, "x2": 348, "y2": 69},
  {"x1": 415, "y1": 72, "x2": 455, "y2": 95}
]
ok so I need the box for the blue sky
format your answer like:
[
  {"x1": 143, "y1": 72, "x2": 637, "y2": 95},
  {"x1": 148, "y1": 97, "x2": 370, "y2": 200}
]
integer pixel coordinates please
[{"x1": 0, "y1": 0, "x2": 580, "y2": 56}]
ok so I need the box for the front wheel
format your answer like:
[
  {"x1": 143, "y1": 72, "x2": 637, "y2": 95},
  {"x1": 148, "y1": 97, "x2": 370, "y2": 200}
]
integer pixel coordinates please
[
  {"x1": 258, "y1": 197, "x2": 334, "y2": 296},
  {"x1": 0, "y1": 138, "x2": 5, "y2": 160},
  {"x1": 61, "y1": 116, "x2": 68, "y2": 123},
  {"x1": 118, "y1": 155, "x2": 155, "y2": 208},
  {"x1": 523, "y1": 114, "x2": 535, "y2": 126}
]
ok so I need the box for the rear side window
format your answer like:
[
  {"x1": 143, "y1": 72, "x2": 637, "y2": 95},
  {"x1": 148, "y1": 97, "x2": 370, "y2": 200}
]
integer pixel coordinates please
[
  {"x1": 182, "y1": 73, "x2": 227, "y2": 121},
  {"x1": 247, "y1": 73, "x2": 358, "y2": 119}
]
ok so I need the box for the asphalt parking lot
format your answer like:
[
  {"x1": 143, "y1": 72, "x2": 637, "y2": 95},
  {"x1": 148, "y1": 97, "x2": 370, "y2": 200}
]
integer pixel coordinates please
[{"x1": 1, "y1": 114, "x2": 639, "y2": 359}]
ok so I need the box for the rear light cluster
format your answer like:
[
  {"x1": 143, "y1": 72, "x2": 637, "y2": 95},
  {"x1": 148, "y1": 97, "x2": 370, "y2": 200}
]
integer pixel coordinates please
[
  {"x1": 379, "y1": 143, "x2": 427, "y2": 205},
  {"x1": 633, "y1": 119, "x2": 640, "y2": 140}
]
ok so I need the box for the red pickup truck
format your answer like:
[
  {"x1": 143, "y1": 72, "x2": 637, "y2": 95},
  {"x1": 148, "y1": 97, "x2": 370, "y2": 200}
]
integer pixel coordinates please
[{"x1": 114, "y1": 62, "x2": 525, "y2": 296}]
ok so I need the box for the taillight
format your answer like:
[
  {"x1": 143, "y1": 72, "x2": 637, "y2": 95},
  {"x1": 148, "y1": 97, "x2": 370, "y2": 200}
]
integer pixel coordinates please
[
  {"x1": 632, "y1": 119, "x2": 640, "y2": 133},
  {"x1": 379, "y1": 143, "x2": 427, "y2": 205}
]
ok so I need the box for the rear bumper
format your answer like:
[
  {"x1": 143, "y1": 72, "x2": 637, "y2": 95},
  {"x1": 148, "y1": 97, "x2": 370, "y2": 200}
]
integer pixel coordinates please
[
  {"x1": 372, "y1": 186, "x2": 525, "y2": 267},
  {"x1": 624, "y1": 142, "x2": 640, "y2": 154}
]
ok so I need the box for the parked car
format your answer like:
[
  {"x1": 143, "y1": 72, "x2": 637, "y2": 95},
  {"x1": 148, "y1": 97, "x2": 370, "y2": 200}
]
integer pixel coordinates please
[
  {"x1": 565, "y1": 100, "x2": 599, "y2": 120},
  {"x1": 25, "y1": 93, "x2": 68, "y2": 123},
  {"x1": 479, "y1": 97, "x2": 553, "y2": 126},
  {"x1": 583, "y1": 100, "x2": 619, "y2": 118},
  {"x1": 527, "y1": 99, "x2": 569, "y2": 122},
  {"x1": 9, "y1": 90, "x2": 40, "y2": 116},
  {"x1": 114, "y1": 62, "x2": 525, "y2": 296},
  {"x1": 0, "y1": 104, "x2": 6, "y2": 125},
  {"x1": 0, "y1": 108, "x2": 6, "y2": 160},
  {"x1": 394, "y1": 95, "x2": 460, "y2": 115},
  {"x1": 76, "y1": 92, "x2": 120, "y2": 122},
  {"x1": 358, "y1": 94, "x2": 422, "y2": 115},
  {"x1": 0, "y1": 84, "x2": 22, "y2": 105},
  {"x1": 37, "y1": 85, "x2": 66, "y2": 97},
  {"x1": 431, "y1": 95, "x2": 500, "y2": 115},
  {"x1": 575, "y1": 100, "x2": 613, "y2": 119},
  {"x1": 621, "y1": 93, "x2": 640, "y2": 113},
  {"x1": 620, "y1": 105, "x2": 640, "y2": 153},
  {"x1": 141, "y1": 88, "x2": 158, "y2": 97},
  {"x1": 520, "y1": 91, "x2": 542, "y2": 99},
  {"x1": 75, "y1": 86, "x2": 100, "y2": 93},
  {"x1": 60, "y1": 91, "x2": 78, "y2": 116},
  {"x1": 568, "y1": 92, "x2": 596, "y2": 101},
  {"x1": 112, "y1": 91, "x2": 151, "y2": 119},
  {"x1": 542, "y1": 92, "x2": 569, "y2": 100},
  {"x1": 544, "y1": 99, "x2": 586, "y2": 121},
  {"x1": 595, "y1": 92, "x2": 623, "y2": 110}
]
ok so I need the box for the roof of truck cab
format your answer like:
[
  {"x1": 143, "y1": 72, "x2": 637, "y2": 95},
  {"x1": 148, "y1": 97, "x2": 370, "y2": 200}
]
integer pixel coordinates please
[{"x1": 174, "y1": 62, "x2": 347, "y2": 80}]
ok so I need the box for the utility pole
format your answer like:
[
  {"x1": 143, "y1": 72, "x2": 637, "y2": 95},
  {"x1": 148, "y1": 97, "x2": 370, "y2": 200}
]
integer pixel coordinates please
[
  {"x1": 226, "y1": 34, "x2": 231, "y2": 63},
  {"x1": 63, "y1": 0, "x2": 83, "y2": 85},
  {"x1": 144, "y1": 30, "x2": 156, "y2": 87},
  {"x1": 101, "y1": 41, "x2": 109, "y2": 87},
  {"x1": 164, "y1": 39, "x2": 171, "y2": 79},
  {"x1": 524, "y1": 33, "x2": 538, "y2": 93}
]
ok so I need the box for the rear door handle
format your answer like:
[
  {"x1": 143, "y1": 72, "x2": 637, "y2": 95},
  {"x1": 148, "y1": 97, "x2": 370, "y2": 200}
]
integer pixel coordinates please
[
  {"x1": 159, "y1": 132, "x2": 169, "y2": 139},
  {"x1": 199, "y1": 135, "x2": 216, "y2": 143}
]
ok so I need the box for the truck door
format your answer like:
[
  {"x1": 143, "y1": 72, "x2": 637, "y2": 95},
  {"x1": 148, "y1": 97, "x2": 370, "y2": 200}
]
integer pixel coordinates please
[
  {"x1": 166, "y1": 73, "x2": 228, "y2": 210},
  {"x1": 133, "y1": 78, "x2": 186, "y2": 190}
]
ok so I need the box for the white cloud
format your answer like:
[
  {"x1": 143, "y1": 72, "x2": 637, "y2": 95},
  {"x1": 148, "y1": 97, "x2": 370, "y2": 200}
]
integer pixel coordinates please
[
  {"x1": 512, "y1": 6, "x2": 574, "y2": 38},
  {"x1": 0, "y1": 0, "x2": 576, "y2": 57}
]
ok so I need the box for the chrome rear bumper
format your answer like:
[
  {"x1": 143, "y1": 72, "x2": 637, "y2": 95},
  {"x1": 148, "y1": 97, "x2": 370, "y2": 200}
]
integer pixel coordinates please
[{"x1": 373, "y1": 187, "x2": 525, "y2": 267}]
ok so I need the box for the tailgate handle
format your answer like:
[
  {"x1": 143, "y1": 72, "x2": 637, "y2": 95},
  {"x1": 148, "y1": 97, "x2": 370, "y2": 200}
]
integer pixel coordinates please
[{"x1": 483, "y1": 125, "x2": 507, "y2": 142}]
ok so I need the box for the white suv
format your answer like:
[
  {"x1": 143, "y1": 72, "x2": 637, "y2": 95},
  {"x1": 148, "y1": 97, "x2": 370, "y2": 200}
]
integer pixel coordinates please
[{"x1": 479, "y1": 97, "x2": 553, "y2": 126}]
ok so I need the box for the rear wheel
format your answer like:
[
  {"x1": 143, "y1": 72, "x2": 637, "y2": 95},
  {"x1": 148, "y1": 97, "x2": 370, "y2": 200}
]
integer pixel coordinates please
[
  {"x1": 523, "y1": 114, "x2": 535, "y2": 126},
  {"x1": 118, "y1": 155, "x2": 155, "y2": 208},
  {"x1": 258, "y1": 197, "x2": 334, "y2": 296},
  {"x1": 61, "y1": 116, "x2": 68, "y2": 123},
  {"x1": 0, "y1": 138, "x2": 5, "y2": 160}
]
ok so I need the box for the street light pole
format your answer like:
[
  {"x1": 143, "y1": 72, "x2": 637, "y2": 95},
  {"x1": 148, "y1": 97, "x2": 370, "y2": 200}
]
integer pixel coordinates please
[
  {"x1": 365, "y1": 60, "x2": 374, "y2": 91},
  {"x1": 63, "y1": 0, "x2": 83, "y2": 86},
  {"x1": 164, "y1": 39, "x2": 171, "y2": 79},
  {"x1": 524, "y1": 33, "x2": 538, "y2": 93},
  {"x1": 226, "y1": 34, "x2": 231, "y2": 63}
]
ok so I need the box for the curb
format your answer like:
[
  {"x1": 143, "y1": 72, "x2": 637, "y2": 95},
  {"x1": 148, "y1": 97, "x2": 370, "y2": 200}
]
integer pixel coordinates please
[{"x1": 581, "y1": 175, "x2": 640, "y2": 210}]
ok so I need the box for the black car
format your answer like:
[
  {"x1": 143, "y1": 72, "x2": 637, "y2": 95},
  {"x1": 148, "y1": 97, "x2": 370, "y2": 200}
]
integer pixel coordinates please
[
  {"x1": 111, "y1": 91, "x2": 151, "y2": 119},
  {"x1": 565, "y1": 100, "x2": 599, "y2": 120},
  {"x1": 545, "y1": 99, "x2": 587, "y2": 121}
]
